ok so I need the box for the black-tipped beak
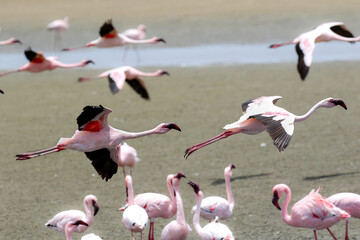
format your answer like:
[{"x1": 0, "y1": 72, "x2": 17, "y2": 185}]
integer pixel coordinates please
[
  {"x1": 272, "y1": 192, "x2": 281, "y2": 210},
  {"x1": 188, "y1": 180, "x2": 200, "y2": 194},
  {"x1": 229, "y1": 164, "x2": 236, "y2": 169},
  {"x1": 175, "y1": 172, "x2": 186, "y2": 179},
  {"x1": 92, "y1": 201, "x2": 99, "y2": 216},
  {"x1": 164, "y1": 123, "x2": 181, "y2": 131},
  {"x1": 157, "y1": 38, "x2": 166, "y2": 43},
  {"x1": 85, "y1": 60, "x2": 95, "y2": 65},
  {"x1": 161, "y1": 71, "x2": 170, "y2": 76},
  {"x1": 332, "y1": 99, "x2": 347, "y2": 110},
  {"x1": 14, "y1": 39, "x2": 22, "y2": 45}
]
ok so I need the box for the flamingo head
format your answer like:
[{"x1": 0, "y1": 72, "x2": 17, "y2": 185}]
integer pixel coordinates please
[
  {"x1": 11, "y1": 38, "x2": 22, "y2": 45},
  {"x1": 272, "y1": 184, "x2": 288, "y2": 210},
  {"x1": 188, "y1": 180, "x2": 200, "y2": 194},
  {"x1": 155, "y1": 37, "x2": 166, "y2": 43},
  {"x1": 224, "y1": 163, "x2": 236, "y2": 177},
  {"x1": 85, "y1": 194, "x2": 99, "y2": 216},
  {"x1": 160, "y1": 70, "x2": 170, "y2": 76},
  {"x1": 84, "y1": 60, "x2": 95, "y2": 65},
  {"x1": 156, "y1": 123, "x2": 181, "y2": 134},
  {"x1": 326, "y1": 98, "x2": 347, "y2": 110},
  {"x1": 175, "y1": 172, "x2": 186, "y2": 179}
]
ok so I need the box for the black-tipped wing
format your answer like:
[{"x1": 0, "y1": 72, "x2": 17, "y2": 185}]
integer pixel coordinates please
[
  {"x1": 330, "y1": 25, "x2": 355, "y2": 39},
  {"x1": 241, "y1": 99, "x2": 255, "y2": 112},
  {"x1": 126, "y1": 78, "x2": 149, "y2": 100},
  {"x1": 99, "y1": 19, "x2": 116, "y2": 37},
  {"x1": 24, "y1": 47, "x2": 37, "y2": 62},
  {"x1": 296, "y1": 43, "x2": 310, "y2": 81},
  {"x1": 84, "y1": 148, "x2": 118, "y2": 181},
  {"x1": 108, "y1": 76, "x2": 120, "y2": 94},
  {"x1": 76, "y1": 105, "x2": 106, "y2": 130}
]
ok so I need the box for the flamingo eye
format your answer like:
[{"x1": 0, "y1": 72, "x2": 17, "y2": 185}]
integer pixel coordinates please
[{"x1": 132, "y1": 223, "x2": 136, "y2": 226}]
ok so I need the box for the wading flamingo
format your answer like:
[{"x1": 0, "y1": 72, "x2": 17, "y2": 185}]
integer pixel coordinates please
[
  {"x1": 272, "y1": 184, "x2": 350, "y2": 240},
  {"x1": 0, "y1": 37, "x2": 21, "y2": 45},
  {"x1": 160, "y1": 172, "x2": 191, "y2": 240},
  {"x1": 269, "y1": 22, "x2": 360, "y2": 80},
  {"x1": 327, "y1": 192, "x2": 360, "y2": 240},
  {"x1": 47, "y1": 16, "x2": 69, "y2": 49},
  {"x1": 45, "y1": 195, "x2": 99, "y2": 234},
  {"x1": 0, "y1": 47, "x2": 93, "y2": 77},
  {"x1": 188, "y1": 181, "x2": 234, "y2": 240},
  {"x1": 78, "y1": 66, "x2": 170, "y2": 100},
  {"x1": 121, "y1": 24, "x2": 146, "y2": 62},
  {"x1": 184, "y1": 96, "x2": 347, "y2": 158},
  {"x1": 64, "y1": 221, "x2": 89, "y2": 240},
  {"x1": 81, "y1": 233, "x2": 102, "y2": 240},
  {"x1": 16, "y1": 105, "x2": 181, "y2": 181},
  {"x1": 192, "y1": 164, "x2": 235, "y2": 221},
  {"x1": 121, "y1": 175, "x2": 148, "y2": 240},
  {"x1": 63, "y1": 19, "x2": 165, "y2": 51}
]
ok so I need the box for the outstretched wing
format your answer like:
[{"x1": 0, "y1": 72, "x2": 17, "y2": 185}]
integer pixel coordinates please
[
  {"x1": 99, "y1": 19, "x2": 118, "y2": 38},
  {"x1": 76, "y1": 105, "x2": 110, "y2": 131},
  {"x1": 296, "y1": 40, "x2": 314, "y2": 81},
  {"x1": 241, "y1": 96, "x2": 282, "y2": 114},
  {"x1": 330, "y1": 25, "x2": 355, "y2": 38},
  {"x1": 126, "y1": 78, "x2": 150, "y2": 100},
  {"x1": 107, "y1": 71, "x2": 126, "y2": 94},
  {"x1": 84, "y1": 148, "x2": 118, "y2": 181}
]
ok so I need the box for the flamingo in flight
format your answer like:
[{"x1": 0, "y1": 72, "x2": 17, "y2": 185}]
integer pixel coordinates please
[
  {"x1": 184, "y1": 96, "x2": 347, "y2": 158},
  {"x1": 0, "y1": 37, "x2": 21, "y2": 45},
  {"x1": 188, "y1": 181, "x2": 234, "y2": 240},
  {"x1": 16, "y1": 105, "x2": 181, "y2": 181},
  {"x1": 78, "y1": 66, "x2": 170, "y2": 100},
  {"x1": 121, "y1": 24, "x2": 146, "y2": 62},
  {"x1": 47, "y1": 16, "x2": 69, "y2": 49},
  {"x1": 192, "y1": 164, "x2": 235, "y2": 222},
  {"x1": 269, "y1": 22, "x2": 360, "y2": 80},
  {"x1": 45, "y1": 195, "x2": 99, "y2": 234},
  {"x1": 327, "y1": 192, "x2": 360, "y2": 240},
  {"x1": 64, "y1": 221, "x2": 89, "y2": 240},
  {"x1": 62, "y1": 19, "x2": 165, "y2": 51},
  {"x1": 0, "y1": 47, "x2": 93, "y2": 77},
  {"x1": 272, "y1": 184, "x2": 350, "y2": 240}
]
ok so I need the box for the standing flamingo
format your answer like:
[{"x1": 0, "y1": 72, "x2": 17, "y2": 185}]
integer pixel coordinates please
[
  {"x1": 188, "y1": 181, "x2": 234, "y2": 240},
  {"x1": 64, "y1": 221, "x2": 89, "y2": 240},
  {"x1": 117, "y1": 142, "x2": 141, "y2": 179},
  {"x1": 192, "y1": 164, "x2": 235, "y2": 221},
  {"x1": 16, "y1": 105, "x2": 181, "y2": 181},
  {"x1": 0, "y1": 47, "x2": 93, "y2": 77},
  {"x1": 0, "y1": 37, "x2": 21, "y2": 45},
  {"x1": 327, "y1": 192, "x2": 360, "y2": 240},
  {"x1": 269, "y1": 22, "x2": 360, "y2": 80},
  {"x1": 184, "y1": 96, "x2": 347, "y2": 158},
  {"x1": 121, "y1": 24, "x2": 146, "y2": 62},
  {"x1": 78, "y1": 66, "x2": 170, "y2": 100},
  {"x1": 45, "y1": 195, "x2": 99, "y2": 234},
  {"x1": 272, "y1": 184, "x2": 350, "y2": 240},
  {"x1": 47, "y1": 16, "x2": 69, "y2": 49},
  {"x1": 62, "y1": 19, "x2": 165, "y2": 51},
  {"x1": 160, "y1": 172, "x2": 191, "y2": 240},
  {"x1": 81, "y1": 233, "x2": 103, "y2": 240},
  {"x1": 122, "y1": 175, "x2": 148, "y2": 240}
]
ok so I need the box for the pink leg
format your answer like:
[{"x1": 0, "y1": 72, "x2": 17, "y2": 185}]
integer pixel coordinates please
[
  {"x1": 16, "y1": 146, "x2": 65, "y2": 160},
  {"x1": 148, "y1": 221, "x2": 154, "y2": 240},
  {"x1": 327, "y1": 228, "x2": 338, "y2": 240},
  {"x1": 131, "y1": 231, "x2": 135, "y2": 240},
  {"x1": 151, "y1": 222, "x2": 155, "y2": 240},
  {"x1": 313, "y1": 230, "x2": 318, "y2": 240},
  {"x1": 345, "y1": 220, "x2": 349, "y2": 240}
]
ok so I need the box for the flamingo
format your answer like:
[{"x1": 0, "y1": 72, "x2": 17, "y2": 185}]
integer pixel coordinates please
[
  {"x1": 16, "y1": 105, "x2": 181, "y2": 181},
  {"x1": 132, "y1": 172, "x2": 186, "y2": 240},
  {"x1": 81, "y1": 233, "x2": 102, "y2": 240},
  {"x1": 122, "y1": 175, "x2": 148, "y2": 240},
  {"x1": 45, "y1": 195, "x2": 99, "y2": 234},
  {"x1": 191, "y1": 164, "x2": 235, "y2": 221},
  {"x1": 47, "y1": 16, "x2": 69, "y2": 49},
  {"x1": 272, "y1": 184, "x2": 350, "y2": 240},
  {"x1": 269, "y1": 22, "x2": 360, "y2": 80},
  {"x1": 117, "y1": 142, "x2": 141, "y2": 179},
  {"x1": 64, "y1": 221, "x2": 89, "y2": 240},
  {"x1": 78, "y1": 66, "x2": 170, "y2": 100},
  {"x1": 327, "y1": 192, "x2": 360, "y2": 240},
  {"x1": 188, "y1": 181, "x2": 234, "y2": 240},
  {"x1": 62, "y1": 19, "x2": 165, "y2": 51},
  {"x1": 184, "y1": 96, "x2": 347, "y2": 158},
  {"x1": 0, "y1": 47, "x2": 93, "y2": 77},
  {"x1": 0, "y1": 37, "x2": 21, "y2": 45},
  {"x1": 160, "y1": 172, "x2": 191, "y2": 240},
  {"x1": 121, "y1": 24, "x2": 146, "y2": 62}
]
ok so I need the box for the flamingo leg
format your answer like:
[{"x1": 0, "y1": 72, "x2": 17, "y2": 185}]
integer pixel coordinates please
[
  {"x1": 131, "y1": 231, "x2": 135, "y2": 240},
  {"x1": 16, "y1": 146, "x2": 64, "y2": 160},
  {"x1": 345, "y1": 220, "x2": 349, "y2": 240},
  {"x1": 148, "y1": 220, "x2": 154, "y2": 240},
  {"x1": 313, "y1": 230, "x2": 318, "y2": 240},
  {"x1": 327, "y1": 228, "x2": 338, "y2": 240}
]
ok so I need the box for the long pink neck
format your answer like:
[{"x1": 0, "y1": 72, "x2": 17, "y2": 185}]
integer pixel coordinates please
[
  {"x1": 280, "y1": 186, "x2": 294, "y2": 226},
  {"x1": 0, "y1": 69, "x2": 21, "y2": 77},
  {"x1": 294, "y1": 100, "x2": 325, "y2": 122},
  {"x1": 127, "y1": 177, "x2": 135, "y2": 205},
  {"x1": 173, "y1": 181, "x2": 185, "y2": 225},
  {"x1": 167, "y1": 175, "x2": 177, "y2": 213},
  {"x1": 224, "y1": 172, "x2": 234, "y2": 210},
  {"x1": 55, "y1": 61, "x2": 87, "y2": 69},
  {"x1": 64, "y1": 223, "x2": 74, "y2": 240},
  {"x1": 116, "y1": 127, "x2": 158, "y2": 140},
  {"x1": 193, "y1": 191, "x2": 207, "y2": 238},
  {"x1": 83, "y1": 199, "x2": 94, "y2": 226}
]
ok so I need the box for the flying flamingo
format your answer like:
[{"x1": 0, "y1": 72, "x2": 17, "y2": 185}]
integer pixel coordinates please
[
  {"x1": 160, "y1": 172, "x2": 191, "y2": 240},
  {"x1": 327, "y1": 192, "x2": 360, "y2": 240},
  {"x1": 0, "y1": 37, "x2": 21, "y2": 45},
  {"x1": 188, "y1": 181, "x2": 234, "y2": 240},
  {"x1": 16, "y1": 105, "x2": 181, "y2": 181},
  {"x1": 78, "y1": 66, "x2": 170, "y2": 100},
  {"x1": 272, "y1": 184, "x2": 350, "y2": 240},
  {"x1": 192, "y1": 164, "x2": 235, "y2": 221},
  {"x1": 269, "y1": 22, "x2": 360, "y2": 80},
  {"x1": 81, "y1": 233, "x2": 103, "y2": 240},
  {"x1": 47, "y1": 16, "x2": 69, "y2": 49},
  {"x1": 121, "y1": 24, "x2": 146, "y2": 62},
  {"x1": 184, "y1": 96, "x2": 347, "y2": 158},
  {"x1": 45, "y1": 195, "x2": 99, "y2": 234},
  {"x1": 62, "y1": 19, "x2": 165, "y2": 51},
  {"x1": 121, "y1": 175, "x2": 148, "y2": 240},
  {"x1": 0, "y1": 47, "x2": 93, "y2": 77},
  {"x1": 64, "y1": 221, "x2": 89, "y2": 240}
]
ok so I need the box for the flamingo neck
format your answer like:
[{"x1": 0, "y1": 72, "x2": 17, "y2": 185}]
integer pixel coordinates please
[
  {"x1": 173, "y1": 183, "x2": 186, "y2": 225},
  {"x1": 225, "y1": 172, "x2": 234, "y2": 210},
  {"x1": 83, "y1": 199, "x2": 94, "y2": 226},
  {"x1": 116, "y1": 127, "x2": 157, "y2": 141},
  {"x1": 64, "y1": 223, "x2": 73, "y2": 240},
  {"x1": 193, "y1": 191, "x2": 207, "y2": 238},
  {"x1": 127, "y1": 180, "x2": 135, "y2": 205},
  {"x1": 166, "y1": 175, "x2": 177, "y2": 214},
  {"x1": 294, "y1": 100, "x2": 324, "y2": 122},
  {"x1": 280, "y1": 187, "x2": 293, "y2": 226}
]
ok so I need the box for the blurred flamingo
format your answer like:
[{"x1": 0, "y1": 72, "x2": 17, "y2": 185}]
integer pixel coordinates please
[
  {"x1": 16, "y1": 105, "x2": 181, "y2": 181},
  {"x1": 188, "y1": 181, "x2": 234, "y2": 240},
  {"x1": 117, "y1": 142, "x2": 141, "y2": 179},
  {"x1": 121, "y1": 24, "x2": 146, "y2": 62},
  {"x1": 192, "y1": 164, "x2": 235, "y2": 221},
  {"x1": 81, "y1": 233, "x2": 103, "y2": 240},
  {"x1": 47, "y1": 16, "x2": 69, "y2": 49},
  {"x1": 0, "y1": 47, "x2": 93, "y2": 77},
  {"x1": 269, "y1": 22, "x2": 360, "y2": 80},
  {"x1": 327, "y1": 192, "x2": 360, "y2": 240},
  {"x1": 0, "y1": 37, "x2": 21, "y2": 45},
  {"x1": 64, "y1": 221, "x2": 89, "y2": 240},
  {"x1": 78, "y1": 66, "x2": 170, "y2": 100},
  {"x1": 63, "y1": 19, "x2": 165, "y2": 51},
  {"x1": 184, "y1": 96, "x2": 347, "y2": 158},
  {"x1": 272, "y1": 184, "x2": 350, "y2": 240}
]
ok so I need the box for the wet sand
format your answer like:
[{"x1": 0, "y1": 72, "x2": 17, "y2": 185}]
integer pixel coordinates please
[{"x1": 1, "y1": 1, "x2": 360, "y2": 240}]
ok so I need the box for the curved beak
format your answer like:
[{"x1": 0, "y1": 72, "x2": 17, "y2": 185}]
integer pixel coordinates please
[
  {"x1": 188, "y1": 180, "x2": 200, "y2": 194},
  {"x1": 272, "y1": 192, "x2": 281, "y2": 210},
  {"x1": 92, "y1": 201, "x2": 99, "y2": 216},
  {"x1": 161, "y1": 70, "x2": 170, "y2": 76},
  {"x1": 164, "y1": 123, "x2": 181, "y2": 131},
  {"x1": 157, "y1": 38, "x2": 166, "y2": 43},
  {"x1": 14, "y1": 39, "x2": 22, "y2": 45},
  {"x1": 332, "y1": 98, "x2": 347, "y2": 110},
  {"x1": 85, "y1": 60, "x2": 95, "y2": 65},
  {"x1": 175, "y1": 172, "x2": 186, "y2": 179}
]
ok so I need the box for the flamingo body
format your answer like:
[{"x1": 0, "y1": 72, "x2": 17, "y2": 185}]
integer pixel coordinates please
[
  {"x1": 81, "y1": 233, "x2": 103, "y2": 240},
  {"x1": 47, "y1": 17, "x2": 69, "y2": 31}
]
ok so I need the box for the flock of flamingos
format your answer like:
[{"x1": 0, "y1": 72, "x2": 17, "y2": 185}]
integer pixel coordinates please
[{"x1": 1, "y1": 17, "x2": 360, "y2": 240}]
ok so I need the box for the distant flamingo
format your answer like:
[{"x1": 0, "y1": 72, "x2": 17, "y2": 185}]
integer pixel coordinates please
[
  {"x1": 0, "y1": 37, "x2": 21, "y2": 45},
  {"x1": 78, "y1": 66, "x2": 170, "y2": 100},
  {"x1": 188, "y1": 181, "x2": 234, "y2": 240},
  {"x1": 64, "y1": 221, "x2": 89, "y2": 240},
  {"x1": 133, "y1": 172, "x2": 186, "y2": 240},
  {"x1": 81, "y1": 233, "x2": 103, "y2": 240},
  {"x1": 327, "y1": 192, "x2": 360, "y2": 240},
  {"x1": 122, "y1": 175, "x2": 148, "y2": 240},
  {"x1": 16, "y1": 105, "x2": 181, "y2": 181},
  {"x1": 272, "y1": 184, "x2": 350, "y2": 240},
  {"x1": 160, "y1": 172, "x2": 191, "y2": 240},
  {"x1": 0, "y1": 47, "x2": 93, "y2": 77},
  {"x1": 192, "y1": 164, "x2": 235, "y2": 221},
  {"x1": 117, "y1": 142, "x2": 141, "y2": 179},
  {"x1": 45, "y1": 195, "x2": 99, "y2": 234},
  {"x1": 63, "y1": 19, "x2": 165, "y2": 51},
  {"x1": 269, "y1": 22, "x2": 360, "y2": 80},
  {"x1": 184, "y1": 96, "x2": 347, "y2": 158},
  {"x1": 121, "y1": 24, "x2": 146, "y2": 62},
  {"x1": 47, "y1": 16, "x2": 69, "y2": 49}
]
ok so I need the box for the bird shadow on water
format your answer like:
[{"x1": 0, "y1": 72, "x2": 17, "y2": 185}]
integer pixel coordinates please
[
  {"x1": 303, "y1": 171, "x2": 359, "y2": 181},
  {"x1": 211, "y1": 173, "x2": 271, "y2": 186}
]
